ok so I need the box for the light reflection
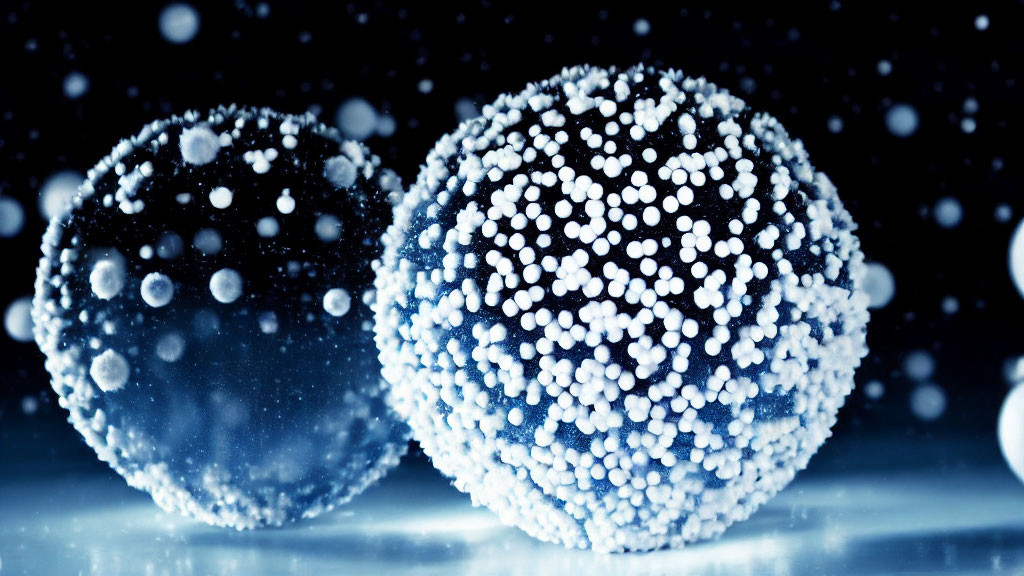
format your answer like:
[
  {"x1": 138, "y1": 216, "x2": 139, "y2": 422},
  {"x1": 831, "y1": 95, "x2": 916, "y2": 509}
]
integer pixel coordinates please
[{"x1": 2, "y1": 465, "x2": 1024, "y2": 575}]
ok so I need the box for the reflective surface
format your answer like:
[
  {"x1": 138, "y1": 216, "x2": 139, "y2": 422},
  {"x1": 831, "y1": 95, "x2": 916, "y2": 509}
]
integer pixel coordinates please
[{"x1": 2, "y1": 430, "x2": 1023, "y2": 575}]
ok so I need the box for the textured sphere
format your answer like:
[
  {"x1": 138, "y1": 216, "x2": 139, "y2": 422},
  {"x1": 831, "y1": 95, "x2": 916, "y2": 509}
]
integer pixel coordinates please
[
  {"x1": 34, "y1": 106, "x2": 409, "y2": 529},
  {"x1": 374, "y1": 65, "x2": 869, "y2": 552}
]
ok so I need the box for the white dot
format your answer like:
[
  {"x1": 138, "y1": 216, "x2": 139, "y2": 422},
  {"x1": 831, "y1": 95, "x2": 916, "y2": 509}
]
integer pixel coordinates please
[
  {"x1": 89, "y1": 259, "x2": 125, "y2": 300},
  {"x1": 876, "y1": 59, "x2": 893, "y2": 76},
  {"x1": 208, "y1": 186, "x2": 233, "y2": 209},
  {"x1": 90, "y1": 349, "x2": 130, "y2": 392},
  {"x1": 141, "y1": 272, "x2": 174, "y2": 308},
  {"x1": 974, "y1": 14, "x2": 990, "y2": 31},
  {"x1": 210, "y1": 268, "x2": 243, "y2": 304},
  {"x1": 180, "y1": 126, "x2": 221, "y2": 166},
  {"x1": 276, "y1": 192, "x2": 296, "y2": 214},
  {"x1": 4, "y1": 296, "x2": 33, "y2": 342},
  {"x1": 336, "y1": 98, "x2": 378, "y2": 140},
  {"x1": 324, "y1": 288, "x2": 352, "y2": 317},
  {"x1": 159, "y1": 3, "x2": 200, "y2": 44},
  {"x1": 885, "y1": 103, "x2": 919, "y2": 138}
]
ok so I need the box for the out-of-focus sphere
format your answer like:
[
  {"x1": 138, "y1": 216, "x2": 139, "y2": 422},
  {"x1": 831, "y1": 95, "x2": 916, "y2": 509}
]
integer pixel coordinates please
[
  {"x1": 323, "y1": 288, "x2": 351, "y2": 317},
  {"x1": 910, "y1": 383, "x2": 947, "y2": 421},
  {"x1": 1009, "y1": 218, "x2": 1024, "y2": 299},
  {"x1": 159, "y1": 3, "x2": 200, "y2": 44},
  {"x1": 32, "y1": 106, "x2": 409, "y2": 529},
  {"x1": 934, "y1": 197, "x2": 963, "y2": 228},
  {"x1": 4, "y1": 296, "x2": 33, "y2": 342},
  {"x1": 862, "y1": 262, "x2": 895, "y2": 309},
  {"x1": 374, "y1": 65, "x2": 869, "y2": 552},
  {"x1": 903, "y1": 350, "x2": 935, "y2": 382},
  {"x1": 998, "y1": 384, "x2": 1024, "y2": 484},
  {"x1": 89, "y1": 259, "x2": 125, "y2": 300},
  {"x1": 0, "y1": 197, "x2": 25, "y2": 237},
  {"x1": 336, "y1": 98, "x2": 378, "y2": 141},
  {"x1": 209, "y1": 268, "x2": 243, "y2": 304},
  {"x1": 38, "y1": 170, "x2": 84, "y2": 221},
  {"x1": 886, "y1": 103, "x2": 919, "y2": 138},
  {"x1": 141, "y1": 273, "x2": 175, "y2": 308}
]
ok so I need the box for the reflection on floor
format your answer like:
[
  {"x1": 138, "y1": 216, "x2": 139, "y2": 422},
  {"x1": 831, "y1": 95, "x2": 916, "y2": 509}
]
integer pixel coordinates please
[{"x1": 1, "y1": 432, "x2": 1023, "y2": 575}]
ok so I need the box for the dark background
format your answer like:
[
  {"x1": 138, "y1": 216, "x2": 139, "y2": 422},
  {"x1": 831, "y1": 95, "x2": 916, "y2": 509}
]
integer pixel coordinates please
[{"x1": 0, "y1": 1, "x2": 1020, "y2": 471}]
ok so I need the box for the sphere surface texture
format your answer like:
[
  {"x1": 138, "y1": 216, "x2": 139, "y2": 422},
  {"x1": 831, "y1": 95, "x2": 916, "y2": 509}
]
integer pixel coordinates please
[
  {"x1": 374, "y1": 65, "x2": 869, "y2": 551},
  {"x1": 34, "y1": 106, "x2": 409, "y2": 529}
]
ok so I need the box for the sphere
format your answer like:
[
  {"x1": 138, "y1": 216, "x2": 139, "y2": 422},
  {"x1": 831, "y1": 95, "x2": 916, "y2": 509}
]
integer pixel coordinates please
[
  {"x1": 999, "y1": 384, "x2": 1024, "y2": 485},
  {"x1": 374, "y1": 65, "x2": 869, "y2": 552},
  {"x1": 33, "y1": 106, "x2": 409, "y2": 529}
]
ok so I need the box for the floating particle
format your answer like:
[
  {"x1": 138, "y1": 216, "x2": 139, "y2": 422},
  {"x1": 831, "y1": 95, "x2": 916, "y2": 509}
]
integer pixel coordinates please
[
  {"x1": 374, "y1": 64, "x2": 869, "y2": 552},
  {"x1": 0, "y1": 197, "x2": 25, "y2": 237},
  {"x1": 941, "y1": 295, "x2": 959, "y2": 315},
  {"x1": 90, "y1": 259, "x2": 126, "y2": 300},
  {"x1": 633, "y1": 18, "x2": 651, "y2": 36},
  {"x1": 21, "y1": 395, "x2": 39, "y2": 415},
  {"x1": 418, "y1": 79, "x2": 434, "y2": 94},
  {"x1": 336, "y1": 98, "x2": 378, "y2": 141},
  {"x1": 32, "y1": 106, "x2": 408, "y2": 529},
  {"x1": 827, "y1": 115, "x2": 844, "y2": 134},
  {"x1": 38, "y1": 170, "x2": 84, "y2": 221},
  {"x1": 885, "y1": 103, "x2": 919, "y2": 138},
  {"x1": 141, "y1": 273, "x2": 174, "y2": 308},
  {"x1": 180, "y1": 126, "x2": 221, "y2": 166},
  {"x1": 861, "y1": 261, "x2": 895, "y2": 309},
  {"x1": 1010, "y1": 218, "x2": 1024, "y2": 299},
  {"x1": 90, "y1": 349, "x2": 130, "y2": 392},
  {"x1": 1005, "y1": 355, "x2": 1024, "y2": 386},
  {"x1": 159, "y1": 3, "x2": 200, "y2": 44},
  {"x1": 4, "y1": 296, "x2": 33, "y2": 342},
  {"x1": 314, "y1": 214, "x2": 342, "y2": 242},
  {"x1": 876, "y1": 59, "x2": 893, "y2": 76},
  {"x1": 209, "y1": 268, "x2": 243, "y2": 303},
  {"x1": 974, "y1": 14, "x2": 990, "y2": 31},
  {"x1": 155, "y1": 332, "x2": 185, "y2": 362},
  {"x1": 910, "y1": 383, "x2": 947, "y2": 421},
  {"x1": 63, "y1": 71, "x2": 89, "y2": 100},
  {"x1": 962, "y1": 97, "x2": 979, "y2": 115},
  {"x1": 960, "y1": 117, "x2": 977, "y2": 134},
  {"x1": 933, "y1": 197, "x2": 963, "y2": 228},
  {"x1": 903, "y1": 350, "x2": 935, "y2": 382},
  {"x1": 376, "y1": 114, "x2": 397, "y2": 138},
  {"x1": 455, "y1": 97, "x2": 480, "y2": 122},
  {"x1": 999, "y1": 384, "x2": 1024, "y2": 484},
  {"x1": 996, "y1": 203, "x2": 1012, "y2": 223},
  {"x1": 323, "y1": 288, "x2": 351, "y2": 317},
  {"x1": 864, "y1": 379, "x2": 885, "y2": 400}
]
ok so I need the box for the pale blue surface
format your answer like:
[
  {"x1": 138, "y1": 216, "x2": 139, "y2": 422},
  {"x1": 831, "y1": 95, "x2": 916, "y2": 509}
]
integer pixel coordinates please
[{"x1": 2, "y1": 442, "x2": 1023, "y2": 575}]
